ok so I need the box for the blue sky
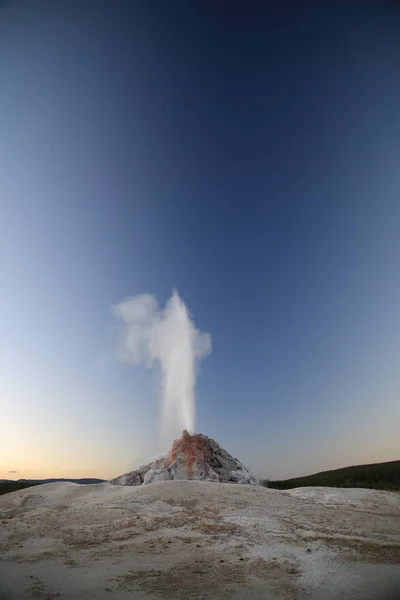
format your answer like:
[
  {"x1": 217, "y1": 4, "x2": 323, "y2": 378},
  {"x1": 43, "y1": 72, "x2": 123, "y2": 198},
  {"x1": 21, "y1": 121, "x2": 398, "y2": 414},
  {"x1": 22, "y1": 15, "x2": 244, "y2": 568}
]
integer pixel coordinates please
[{"x1": 1, "y1": 1, "x2": 400, "y2": 480}]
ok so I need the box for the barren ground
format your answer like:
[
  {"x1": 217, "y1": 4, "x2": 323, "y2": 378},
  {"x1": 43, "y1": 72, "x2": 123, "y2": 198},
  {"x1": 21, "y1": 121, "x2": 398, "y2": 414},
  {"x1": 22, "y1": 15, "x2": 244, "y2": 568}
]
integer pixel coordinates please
[{"x1": 0, "y1": 481, "x2": 399, "y2": 599}]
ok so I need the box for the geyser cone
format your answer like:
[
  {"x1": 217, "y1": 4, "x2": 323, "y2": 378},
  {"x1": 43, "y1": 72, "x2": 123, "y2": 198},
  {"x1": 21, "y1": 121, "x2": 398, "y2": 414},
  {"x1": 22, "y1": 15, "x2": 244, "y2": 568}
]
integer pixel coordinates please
[{"x1": 111, "y1": 431, "x2": 259, "y2": 486}]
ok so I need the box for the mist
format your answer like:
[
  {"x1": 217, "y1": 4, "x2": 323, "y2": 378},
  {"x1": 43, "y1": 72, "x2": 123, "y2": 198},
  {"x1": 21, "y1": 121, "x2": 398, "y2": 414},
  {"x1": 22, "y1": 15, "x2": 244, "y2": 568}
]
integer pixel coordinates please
[{"x1": 112, "y1": 290, "x2": 211, "y2": 448}]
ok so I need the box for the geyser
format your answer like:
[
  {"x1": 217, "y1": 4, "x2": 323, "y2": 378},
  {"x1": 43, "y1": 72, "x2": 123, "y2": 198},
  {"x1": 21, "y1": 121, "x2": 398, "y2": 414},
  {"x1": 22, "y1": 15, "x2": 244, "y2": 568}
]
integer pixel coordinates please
[{"x1": 112, "y1": 289, "x2": 211, "y2": 446}]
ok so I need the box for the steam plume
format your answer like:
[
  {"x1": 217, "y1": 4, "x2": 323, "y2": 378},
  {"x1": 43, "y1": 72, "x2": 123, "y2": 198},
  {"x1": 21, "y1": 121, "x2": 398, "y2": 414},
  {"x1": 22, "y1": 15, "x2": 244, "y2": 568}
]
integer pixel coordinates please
[{"x1": 112, "y1": 290, "x2": 211, "y2": 446}]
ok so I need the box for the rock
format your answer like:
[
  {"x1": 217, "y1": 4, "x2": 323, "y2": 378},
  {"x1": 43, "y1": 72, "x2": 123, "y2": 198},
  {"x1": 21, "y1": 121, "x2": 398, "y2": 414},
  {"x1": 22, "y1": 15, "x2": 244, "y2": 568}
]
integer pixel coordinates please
[{"x1": 111, "y1": 430, "x2": 259, "y2": 486}]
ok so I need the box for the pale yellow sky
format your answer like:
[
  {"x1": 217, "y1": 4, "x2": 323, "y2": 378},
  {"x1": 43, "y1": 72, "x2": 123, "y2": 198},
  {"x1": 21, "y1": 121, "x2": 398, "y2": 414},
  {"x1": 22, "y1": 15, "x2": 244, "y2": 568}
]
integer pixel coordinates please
[{"x1": 2, "y1": 418, "x2": 399, "y2": 482}]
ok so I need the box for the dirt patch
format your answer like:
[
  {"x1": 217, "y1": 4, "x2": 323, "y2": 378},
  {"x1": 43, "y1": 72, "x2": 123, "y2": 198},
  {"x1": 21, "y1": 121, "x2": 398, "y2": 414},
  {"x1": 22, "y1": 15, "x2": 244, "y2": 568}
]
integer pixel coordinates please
[
  {"x1": 28, "y1": 576, "x2": 61, "y2": 599},
  {"x1": 63, "y1": 556, "x2": 79, "y2": 567},
  {"x1": 164, "y1": 497, "x2": 200, "y2": 511},
  {"x1": 193, "y1": 520, "x2": 240, "y2": 536},
  {"x1": 144, "y1": 512, "x2": 194, "y2": 531},
  {"x1": 60, "y1": 515, "x2": 145, "y2": 548},
  {"x1": 16, "y1": 550, "x2": 60, "y2": 564},
  {"x1": 92, "y1": 535, "x2": 201, "y2": 558},
  {"x1": 144, "y1": 506, "x2": 243, "y2": 538},
  {"x1": 116, "y1": 555, "x2": 300, "y2": 598},
  {"x1": 314, "y1": 536, "x2": 400, "y2": 564},
  {"x1": 0, "y1": 510, "x2": 20, "y2": 521}
]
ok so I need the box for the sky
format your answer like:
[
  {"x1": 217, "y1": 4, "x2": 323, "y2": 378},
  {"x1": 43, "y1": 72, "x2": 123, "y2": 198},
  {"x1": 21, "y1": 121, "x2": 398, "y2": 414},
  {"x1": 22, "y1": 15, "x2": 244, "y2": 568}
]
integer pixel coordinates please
[{"x1": 1, "y1": 1, "x2": 400, "y2": 481}]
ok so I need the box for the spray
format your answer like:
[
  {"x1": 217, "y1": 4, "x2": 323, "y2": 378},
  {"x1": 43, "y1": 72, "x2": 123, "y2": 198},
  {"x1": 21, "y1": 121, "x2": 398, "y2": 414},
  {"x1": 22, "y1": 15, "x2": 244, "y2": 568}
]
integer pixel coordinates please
[{"x1": 112, "y1": 289, "x2": 211, "y2": 447}]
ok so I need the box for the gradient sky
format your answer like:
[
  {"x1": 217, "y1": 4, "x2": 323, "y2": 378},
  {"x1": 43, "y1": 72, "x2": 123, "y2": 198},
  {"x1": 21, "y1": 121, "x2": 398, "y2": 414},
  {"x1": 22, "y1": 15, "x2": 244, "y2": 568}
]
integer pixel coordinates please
[{"x1": 1, "y1": 1, "x2": 400, "y2": 481}]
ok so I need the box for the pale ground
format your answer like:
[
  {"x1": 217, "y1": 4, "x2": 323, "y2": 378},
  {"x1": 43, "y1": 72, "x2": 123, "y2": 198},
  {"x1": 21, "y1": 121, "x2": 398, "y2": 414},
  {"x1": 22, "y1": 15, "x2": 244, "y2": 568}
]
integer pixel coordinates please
[{"x1": 0, "y1": 481, "x2": 400, "y2": 599}]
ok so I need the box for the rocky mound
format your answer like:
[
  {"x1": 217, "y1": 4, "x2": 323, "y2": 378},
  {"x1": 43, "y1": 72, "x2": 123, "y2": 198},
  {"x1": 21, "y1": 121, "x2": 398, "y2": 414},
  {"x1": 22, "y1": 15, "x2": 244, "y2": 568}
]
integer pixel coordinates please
[{"x1": 111, "y1": 430, "x2": 259, "y2": 486}]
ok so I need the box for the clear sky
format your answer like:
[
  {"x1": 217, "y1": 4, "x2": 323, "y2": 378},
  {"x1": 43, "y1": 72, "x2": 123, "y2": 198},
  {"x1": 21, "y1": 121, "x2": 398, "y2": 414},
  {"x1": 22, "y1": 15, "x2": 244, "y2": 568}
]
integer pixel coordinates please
[{"x1": 1, "y1": 1, "x2": 400, "y2": 481}]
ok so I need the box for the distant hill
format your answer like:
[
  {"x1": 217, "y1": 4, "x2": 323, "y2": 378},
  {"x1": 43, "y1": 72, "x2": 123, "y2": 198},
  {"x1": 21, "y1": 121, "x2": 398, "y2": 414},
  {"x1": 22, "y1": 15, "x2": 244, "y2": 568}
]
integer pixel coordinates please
[
  {"x1": 0, "y1": 478, "x2": 106, "y2": 496},
  {"x1": 261, "y1": 460, "x2": 400, "y2": 491},
  {"x1": 17, "y1": 478, "x2": 106, "y2": 485}
]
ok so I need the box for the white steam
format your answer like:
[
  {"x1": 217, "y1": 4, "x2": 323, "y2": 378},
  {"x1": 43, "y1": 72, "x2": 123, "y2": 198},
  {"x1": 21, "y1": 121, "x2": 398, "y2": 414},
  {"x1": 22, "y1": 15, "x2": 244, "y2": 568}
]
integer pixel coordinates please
[{"x1": 112, "y1": 290, "x2": 211, "y2": 445}]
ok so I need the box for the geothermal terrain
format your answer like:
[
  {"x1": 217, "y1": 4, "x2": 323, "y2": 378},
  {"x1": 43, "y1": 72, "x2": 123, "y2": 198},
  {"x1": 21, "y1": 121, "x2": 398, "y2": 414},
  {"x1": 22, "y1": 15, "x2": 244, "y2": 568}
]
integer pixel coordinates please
[{"x1": 1, "y1": 434, "x2": 399, "y2": 600}]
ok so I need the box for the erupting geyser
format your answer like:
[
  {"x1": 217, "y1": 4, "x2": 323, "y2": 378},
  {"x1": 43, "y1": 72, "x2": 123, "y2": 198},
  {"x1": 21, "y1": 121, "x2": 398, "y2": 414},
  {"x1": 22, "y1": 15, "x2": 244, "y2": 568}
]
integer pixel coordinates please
[
  {"x1": 111, "y1": 292, "x2": 257, "y2": 485},
  {"x1": 112, "y1": 289, "x2": 211, "y2": 447}
]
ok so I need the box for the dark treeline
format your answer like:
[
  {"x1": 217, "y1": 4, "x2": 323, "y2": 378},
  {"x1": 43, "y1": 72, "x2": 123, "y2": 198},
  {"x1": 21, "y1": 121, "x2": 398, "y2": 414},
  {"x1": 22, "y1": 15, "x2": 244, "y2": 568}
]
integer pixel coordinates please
[
  {"x1": 0, "y1": 481, "x2": 42, "y2": 496},
  {"x1": 261, "y1": 460, "x2": 400, "y2": 491},
  {"x1": 0, "y1": 478, "x2": 105, "y2": 496}
]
